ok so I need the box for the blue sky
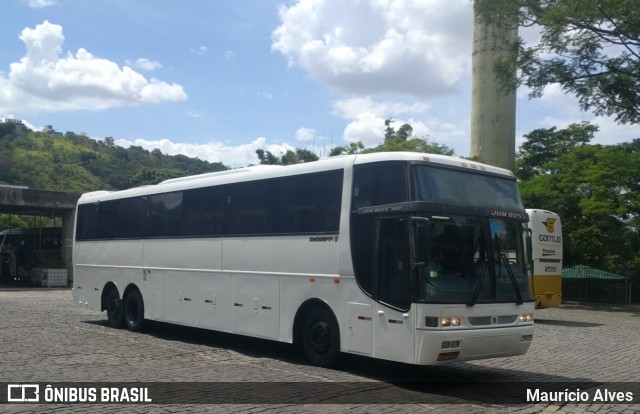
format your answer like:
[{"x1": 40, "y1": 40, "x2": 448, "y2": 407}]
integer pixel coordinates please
[{"x1": 1, "y1": 0, "x2": 637, "y2": 168}]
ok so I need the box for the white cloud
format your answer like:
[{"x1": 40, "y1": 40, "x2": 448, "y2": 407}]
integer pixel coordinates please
[
  {"x1": 534, "y1": 113, "x2": 639, "y2": 148},
  {"x1": 24, "y1": 0, "x2": 56, "y2": 8},
  {"x1": 272, "y1": 1, "x2": 474, "y2": 155},
  {"x1": 295, "y1": 127, "x2": 315, "y2": 141},
  {"x1": 591, "y1": 118, "x2": 639, "y2": 146},
  {"x1": 341, "y1": 111, "x2": 388, "y2": 146},
  {"x1": 127, "y1": 58, "x2": 163, "y2": 71},
  {"x1": 186, "y1": 111, "x2": 202, "y2": 118},
  {"x1": 257, "y1": 91, "x2": 273, "y2": 100},
  {"x1": 191, "y1": 46, "x2": 208, "y2": 56},
  {"x1": 333, "y1": 96, "x2": 428, "y2": 119},
  {"x1": 114, "y1": 137, "x2": 295, "y2": 168},
  {"x1": 272, "y1": 0, "x2": 472, "y2": 97},
  {"x1": 0, "y1": 21, "x2": 186, "y2": 113},
  {"x1": 516, "y1": 83, "x2": 639, "y2": 148},
  {"x1": 332, "y1": 96, "x2": 431, "y2": 146}
]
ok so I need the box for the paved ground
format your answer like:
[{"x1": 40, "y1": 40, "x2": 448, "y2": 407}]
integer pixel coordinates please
[{"x1": 0, "y1": 288, "x2": 639, "y2": 413}]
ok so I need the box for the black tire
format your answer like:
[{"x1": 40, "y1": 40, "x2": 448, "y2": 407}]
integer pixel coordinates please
[
  {"x1": 301, "y1": 307, "x2": 340, "y2": 367},
  {"x1": 124, "y1": 289, "x2": 146, "y2": 332},
  {"x1": 105, "y1": 288, "x2": 125, "y2": 329}
]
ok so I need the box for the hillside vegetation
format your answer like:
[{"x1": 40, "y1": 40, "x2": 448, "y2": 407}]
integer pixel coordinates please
[{"x1": 0, "y1": 122, "x2": 228, "y2": 192}]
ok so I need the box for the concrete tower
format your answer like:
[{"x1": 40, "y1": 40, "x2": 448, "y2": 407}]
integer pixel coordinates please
[{"x1": 470, "y1": 4, "x2": 518, "y2": 171}]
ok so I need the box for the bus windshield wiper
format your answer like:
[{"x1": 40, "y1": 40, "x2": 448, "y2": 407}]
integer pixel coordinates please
[
  {"x1": 466, "y1": 261, "x2": 487, "y2": 307},
  {"x1": 500, "y1": 254, "x2": 523, "y2": 305}
]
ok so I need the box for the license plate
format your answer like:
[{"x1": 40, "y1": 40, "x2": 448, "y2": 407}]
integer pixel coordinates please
[{"x1": 437, "y1": 351, "x2": 460, "y2": 361}]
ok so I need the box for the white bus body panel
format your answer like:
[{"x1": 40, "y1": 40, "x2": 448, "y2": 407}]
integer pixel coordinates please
[
  {"x1": 73, "y1": 152, "x2": 534, "y2": 366},
  {"x1": 74, "y1": 235, "x2": 343, "y2": 340},
  {"x1": 344, "y1": 300, "x2": 533, "y2": 365}
]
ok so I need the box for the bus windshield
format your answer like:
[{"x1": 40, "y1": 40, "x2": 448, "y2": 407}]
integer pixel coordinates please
[
  {"x1": 412, "y1": 164, "x2": 524, "y2": 211},
  {"x1": 413, "y1": 215, "x2": 534, "y2": 304}
]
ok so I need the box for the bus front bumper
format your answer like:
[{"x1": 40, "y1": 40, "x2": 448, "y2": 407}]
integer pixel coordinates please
[{"x1": 415, "y1": 325, "x2": 534, "y2": 365}]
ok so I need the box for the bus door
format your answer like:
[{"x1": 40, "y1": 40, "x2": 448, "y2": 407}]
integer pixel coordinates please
[
  {"x1": 0, "y1": 234, "x2": 9, "y2": 280},
  {"x1": 0, "y1": 232, "x2": 21, "y2": 281},
  {"x1": 373, "y1": 216, "x2": 414, "y2": 363}
]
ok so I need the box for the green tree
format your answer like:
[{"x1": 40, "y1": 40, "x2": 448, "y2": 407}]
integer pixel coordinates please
[
  {"x1": 365, "y1": 119, "x2": 454, "y2": 155},
  {"x1": 0, "y1": 215, "x2": 56, "y2": 231},
  {"x1": 256, "y1": 149, "x2": 280, "y2": 165},
  {"x1": 475, "y1": 0, "x2": 640, "y2": 124},
  {"x1": 384, "y1": 118, "x2": 413, "y2": 142},
  {"x1": 281, "y1": 148, "x2": 319, "y2": 165},
  {"x1": 329, "y1": 141, "x2": 365, "y2": 156},
  {"x1": 329, "y1": 119, "x2": 453, "y2": 156},
  {"x1": 0, "y1": 215, "x2": 32, "y2": 231},
  {"x1": 384, "y1": 118, "x2": 395, "y2": 141},
  {"x1": 396, "y1": 124, "x2": 413, "y2": 141},
  {"x1": 516, "y1": 122, "x2": 597, "y2": 180},
  {"x1": 129, "y1": 167, "x2": 184, "y2": 186},
  {"x1": 519, "y1": 141, "x2": 640, "y2": 275},
  {"x1": 79, "y1": 152, "x2": 98, "y2": 167},
  {"x1": 255, "y1": 148, "x2": 319, "y2": 165},
  {"x1": 364, "y1": 137, "x2": 454, "y2": 155}
]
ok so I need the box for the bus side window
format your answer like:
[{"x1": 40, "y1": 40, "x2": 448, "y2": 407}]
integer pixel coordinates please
[{"x1": 352, "y1": 163, "x2": 408, "y2": 209}]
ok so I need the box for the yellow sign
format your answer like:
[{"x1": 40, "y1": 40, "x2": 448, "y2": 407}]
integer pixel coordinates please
[{"x1": 543, "y1": 218, "x2": 556, "y2": 233}]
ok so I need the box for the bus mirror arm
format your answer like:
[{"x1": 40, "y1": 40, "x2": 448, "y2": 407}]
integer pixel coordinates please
[{"x1": 526, "y1": 228, "x2": 533, "y2": 261}]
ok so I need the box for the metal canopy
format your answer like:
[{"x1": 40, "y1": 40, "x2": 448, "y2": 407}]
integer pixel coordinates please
[{"x1": 0, "y1": 185, "x2": 80, "y2": 217}]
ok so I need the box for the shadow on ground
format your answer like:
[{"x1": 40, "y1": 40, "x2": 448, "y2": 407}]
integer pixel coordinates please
[{"x1": 82, "y1": 317, "x2": 592, "y2": 405}]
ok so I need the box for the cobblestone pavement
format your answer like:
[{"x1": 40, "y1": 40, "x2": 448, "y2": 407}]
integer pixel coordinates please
[{"x1": 0, "y1": 289, "x2": 638, "y2": 413}]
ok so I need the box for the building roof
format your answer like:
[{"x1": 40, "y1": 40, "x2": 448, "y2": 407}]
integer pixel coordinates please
[{"x1": 562, "y1": 265, "x2": 628, "y2": 280}]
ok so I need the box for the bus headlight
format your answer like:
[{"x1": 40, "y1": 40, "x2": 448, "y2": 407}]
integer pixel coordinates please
[
  {"x1": 519, "y1": 313, "x2": 534, "y2": 322},
  {"x1": 442, "y1": 317, "x2": 461, "y2": 327}
]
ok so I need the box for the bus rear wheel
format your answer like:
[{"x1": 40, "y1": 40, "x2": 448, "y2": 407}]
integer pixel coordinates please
[
  {"x1": 124, "y1": 289, "x2": 146, "y2": 332},
  {"x1": 105, "y1": 289, "x2": 125, "y2": 329},
  {"x1": 301, "y1": 307, "x2": 340, "y2": 367}
]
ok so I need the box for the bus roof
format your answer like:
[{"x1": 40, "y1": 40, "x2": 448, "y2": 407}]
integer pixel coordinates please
[
  {"x1": 525, "y1": 209, "x2": 561, "y2": 218},
  {"x1": 351, "y1": 152, "x2": 512, "y2": 176},
  {"x1": 77, "y1": 152, "x2": 514, "y2": 204}
]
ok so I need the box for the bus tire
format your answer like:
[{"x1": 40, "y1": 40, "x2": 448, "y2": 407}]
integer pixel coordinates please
[
  {"x1": 105, "y1": 289, "x2": 125, "y2": 329},
  {"x1": 124, "y1": 289, "x2": 146, "y2": 332},
  {"x1": 301, "y1": 307, "x2": 340, "y2": 367}
]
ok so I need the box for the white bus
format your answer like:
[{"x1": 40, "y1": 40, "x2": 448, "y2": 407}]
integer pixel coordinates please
[
  {"x1": 526, "y1": 209, "x2": 563, "y2": 308},
  {"x1": 73, "y1": 152, "x2": 535, "y2": 367}
]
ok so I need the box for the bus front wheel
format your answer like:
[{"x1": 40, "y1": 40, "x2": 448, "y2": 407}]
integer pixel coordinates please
[
  {"x1": 301, "y1": 307, "x2": 340, "y2": 367},
  {"x1": 105, "y1": 289, "x2": 125, "y2": 329},
  {"x1": 124, "y1": 289, "x2": 146, "y2": 332}
]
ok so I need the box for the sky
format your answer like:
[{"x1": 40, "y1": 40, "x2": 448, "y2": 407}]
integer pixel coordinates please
[{"x1": 1, "y1": 0, "x2": 638, "y2": 168}]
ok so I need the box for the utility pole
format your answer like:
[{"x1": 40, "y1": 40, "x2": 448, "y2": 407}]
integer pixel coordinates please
[{"x1": 470, "y1": 1, "x2": 517, "y2": 171}]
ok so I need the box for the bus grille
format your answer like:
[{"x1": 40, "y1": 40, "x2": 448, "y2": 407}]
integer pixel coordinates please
[{"x1": 468, "y1": 315, "x2": 517, "y2": 326}]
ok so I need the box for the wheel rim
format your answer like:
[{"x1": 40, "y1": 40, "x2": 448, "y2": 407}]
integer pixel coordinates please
[{"x1": 309, "y1": 320, "x2": 331, "y2": 355}]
